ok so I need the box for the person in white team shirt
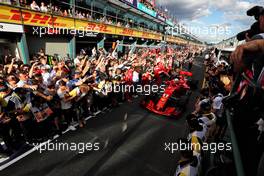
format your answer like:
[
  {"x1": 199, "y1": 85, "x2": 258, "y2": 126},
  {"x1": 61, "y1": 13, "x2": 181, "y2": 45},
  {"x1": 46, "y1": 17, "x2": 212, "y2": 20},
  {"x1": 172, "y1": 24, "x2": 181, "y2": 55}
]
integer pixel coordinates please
[
  {"x1": 132, "y1": 67, "x2": 140, "y2": 83},
  {"x1": 30, "y1": 1, "x2": 40, "y2": 11},
  {"x1": 212, "y1": 92, "x2": 228, "y2": 140},
  {"x1": 40, "y1": 2, "x2": 48, "y2": 13},
  {"x1": 57, "y1": 80, "x2": 76, "y2": 131},
  {"x1": 197, "y1": 99, "x2": 216, "y2": 127},
  {"x1": 41, "y1": 65, "x2": 52, "y2": 86},
  {"x1": 197, "y1": 99, "x2": 217, "y2": 142},
  {"x1": 186, "y1": 114, "x2": 207, "y2": 154}
]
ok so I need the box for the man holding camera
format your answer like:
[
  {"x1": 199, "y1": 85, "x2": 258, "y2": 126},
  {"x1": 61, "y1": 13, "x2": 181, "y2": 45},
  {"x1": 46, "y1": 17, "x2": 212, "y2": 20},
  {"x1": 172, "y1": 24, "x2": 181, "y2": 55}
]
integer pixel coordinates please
[
  {"x1": 230, "y1": 5, "x2": 264, "y2": 176},
  {"x1": 231, "y1": 6, "x2": 264, "y2": 72}
]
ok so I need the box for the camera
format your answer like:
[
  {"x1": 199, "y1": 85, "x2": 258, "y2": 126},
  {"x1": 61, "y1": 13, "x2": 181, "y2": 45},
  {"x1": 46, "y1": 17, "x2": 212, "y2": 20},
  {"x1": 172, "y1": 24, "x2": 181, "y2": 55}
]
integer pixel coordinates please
[
  {"x1": 236, "y1": 22, "x2": 260, "y2": 41},
  {"x1": 247, "y1": 6, "x2": 264, "y2": 20}
]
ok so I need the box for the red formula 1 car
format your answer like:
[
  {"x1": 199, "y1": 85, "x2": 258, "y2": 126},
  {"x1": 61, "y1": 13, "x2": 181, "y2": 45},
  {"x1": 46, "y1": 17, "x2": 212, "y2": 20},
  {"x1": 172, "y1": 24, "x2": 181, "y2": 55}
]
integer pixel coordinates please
[{"x1": 141, "y1": 71, "x2": 192, "y2": 118}]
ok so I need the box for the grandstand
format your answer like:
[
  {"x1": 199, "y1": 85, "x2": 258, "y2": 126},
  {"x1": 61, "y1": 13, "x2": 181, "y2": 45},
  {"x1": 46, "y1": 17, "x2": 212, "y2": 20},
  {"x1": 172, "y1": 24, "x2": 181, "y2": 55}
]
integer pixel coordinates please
[{"x1": 0, "y1": 0, "x2": 202, "y2": 64}]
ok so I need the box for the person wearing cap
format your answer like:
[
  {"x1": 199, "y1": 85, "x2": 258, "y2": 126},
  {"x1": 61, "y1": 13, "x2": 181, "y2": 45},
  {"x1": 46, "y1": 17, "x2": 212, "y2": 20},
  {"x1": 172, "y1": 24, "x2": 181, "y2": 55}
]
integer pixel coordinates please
[
  {"x1": 40, "y1": 65, "x2": 52, "y2": 86},
  {"x1": 186, "y1": 114, "x2": 207, "y2": 154},
  {"x1": 57, "y1": 80, "x2": 76, "y2": 131},
  {"x1": 70, "y1": 85, "x2": 91, "y2": 128},
  {"x1": 230, "y1": 7, "x2": 264, "y2": 173},
  {"x1": 1, "y1": 85, "x2": 33, "y2": 144},
  {"x1": 194, "y1": 88, "x2": 210, "y2": 113},
  {"x1": 212, "y1": 93, "x2": 224, "y2": 117},
  {"x1": 196, "y1": 99, "x2": 217, "y2": 142},
  {"x1": 17, "y1": 71, "x2": 38, "y2": 90},
  {"x1": 211, "y1": 91, "x2": 227, "y2": 140},
  {"x1": 0, "y1": 83, "x2": 15, "y2": 155},
  {"x1": 197, "y1": 100, "x2": 216, "y2": 126},
  {"x1": 67, "y1": 71, "x2": 83, "y2": 89},
  {"x1": 231, "y1": 6, "x2": 264, "y2": 72},
  {"x1": 6, "y1": 74, "x2": 18, "y2": 90}
]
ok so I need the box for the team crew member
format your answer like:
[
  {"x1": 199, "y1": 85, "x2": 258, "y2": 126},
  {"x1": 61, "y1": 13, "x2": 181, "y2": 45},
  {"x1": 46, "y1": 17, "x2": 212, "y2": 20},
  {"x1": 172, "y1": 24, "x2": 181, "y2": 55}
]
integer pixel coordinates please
[{"x1": 186, "y1": 114, "x2": 207, "y2": 153}]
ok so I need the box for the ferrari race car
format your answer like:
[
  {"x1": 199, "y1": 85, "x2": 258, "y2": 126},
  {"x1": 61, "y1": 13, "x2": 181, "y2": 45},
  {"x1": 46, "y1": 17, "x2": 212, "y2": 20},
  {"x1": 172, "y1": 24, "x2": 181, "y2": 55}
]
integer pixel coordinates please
[{"x1": 141, "y1": 71, "x2": 193, "y2": 118}]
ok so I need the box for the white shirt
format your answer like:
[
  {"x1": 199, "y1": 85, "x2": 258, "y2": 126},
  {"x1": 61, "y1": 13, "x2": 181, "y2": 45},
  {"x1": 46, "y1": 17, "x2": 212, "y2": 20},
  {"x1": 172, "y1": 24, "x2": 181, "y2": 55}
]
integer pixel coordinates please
[
  {"x1": 74, "y1": 57, "x2": 81, "y2": 66},
  {"x1": 42, "y1": 72, "x2": 51, "y2": 86},
  {"x1": 92, "y1": 48, "x2": 97, "y2": 57},
  {"x1": 31, "y1": 4, "x2": 40, "y2": 11},
  {"x1": 188, "y1": 123, "x2": 207, "y2": 142},
  {"x1": 132, "y1": 71, "x2": 139, "y2": 83},
  {"x1": 213, "y1": 95, "x2": 223, "y2": 110},
  {"x1": 40, "y1": 6, "x2": 48, "y2": 13},
  {"x1": 57, "y1": 89, "x2": 72, "y2": 110},
  {"x1": 205, "y1": 54, "x2": 209, "y2": 60},
  {"x1": 257, "y1": 118, "x2": 264, "y2": 132},
  {"x1": 16, "y1": 80, "x2": 28, "y2": 88},
  {"x1": 199, "y1": 113, "x2": 216, "y2": 127}
]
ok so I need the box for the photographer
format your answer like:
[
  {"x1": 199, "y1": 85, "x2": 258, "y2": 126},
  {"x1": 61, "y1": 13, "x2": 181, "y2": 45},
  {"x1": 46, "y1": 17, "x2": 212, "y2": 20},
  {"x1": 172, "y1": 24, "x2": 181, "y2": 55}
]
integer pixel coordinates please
[
  {"x1": 231, "y1": 5, "x2": 264, "y2": 73},
  {"x1": 228, "y1": 5, "x2": 264, "y2": 175}
]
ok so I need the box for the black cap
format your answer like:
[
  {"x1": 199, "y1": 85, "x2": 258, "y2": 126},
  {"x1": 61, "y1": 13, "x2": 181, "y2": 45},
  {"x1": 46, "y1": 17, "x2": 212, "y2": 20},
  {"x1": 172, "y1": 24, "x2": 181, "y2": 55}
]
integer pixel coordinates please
[
  {"x1": 200, "y1": 100, "x2": 211, "y2": 112},
  {"x1": 247, "y1": 6, "x2": 264, "y2": 20},
  {"x1": 14, "y1": 87, "x2": 31, "y2": 94},
  {"x1": 237, "y1": 30, "x2": 249, "y2": 41}
]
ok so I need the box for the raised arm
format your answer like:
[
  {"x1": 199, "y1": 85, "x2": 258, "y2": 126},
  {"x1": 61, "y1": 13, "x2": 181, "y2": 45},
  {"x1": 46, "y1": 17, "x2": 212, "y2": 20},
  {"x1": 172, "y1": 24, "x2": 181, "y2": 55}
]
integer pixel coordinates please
[{"x1": 231, "y1": 39, "x2": 264, "y2": 71}]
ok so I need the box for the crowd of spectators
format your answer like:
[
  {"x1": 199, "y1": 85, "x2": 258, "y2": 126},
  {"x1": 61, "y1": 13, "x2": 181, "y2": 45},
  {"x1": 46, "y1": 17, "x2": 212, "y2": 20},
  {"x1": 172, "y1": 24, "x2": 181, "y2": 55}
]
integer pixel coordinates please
[
  {"x1": 174, "y1": 48, "x2": 232, "y2": 175},
  {"x1": 1, "y1": 1, "x2": 264, "y2": 175},
  {"x1": 0, "y1": 0, "x2": 156, "y2": 33},
  {"x1": 0, "y1": 0, "x2": 164, "y2": 33},
  {"x1": 137, "y1": 0, "x2": 175, "y2": 22},
  {"x1": 138, "y1": 0, "x2": 155, "y2": 11},
  {"x1": 0, "y1": 45, "x2": 199, "y2": 163}
]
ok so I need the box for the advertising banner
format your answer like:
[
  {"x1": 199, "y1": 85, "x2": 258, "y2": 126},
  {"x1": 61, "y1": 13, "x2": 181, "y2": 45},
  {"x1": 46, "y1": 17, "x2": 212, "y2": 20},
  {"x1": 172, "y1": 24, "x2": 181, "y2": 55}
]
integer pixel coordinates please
[
  {"x1": 122, "y1": 0, "x2": 137, "y2": 6},
  {"x1": 137, "y1": 2, "x2": 157, "y2": 17},
  {"x1": 0, "y1": 4, "x2": 163, "y2": 40},
  {"x1": 0, "y1": 5, "x2": 22, "y2": 24},
  {"x1": 166, "y1": 35, "x2": 187, "y2": 44},
  {"x1": 0, "y1": 22, "x2": 23, "y2": 33},
  {"x1": 0, "y1": 6, "x2": 74, "y2": 28},
  {"x1": 75, "y1": 20, "x2": 115, "y2": 34}
]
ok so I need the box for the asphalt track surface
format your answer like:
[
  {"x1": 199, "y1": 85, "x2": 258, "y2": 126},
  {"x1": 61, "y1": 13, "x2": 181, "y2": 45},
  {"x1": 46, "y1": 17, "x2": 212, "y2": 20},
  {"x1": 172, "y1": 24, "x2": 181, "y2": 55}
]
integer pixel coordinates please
[{"x1": 0, "y1": 56, "x2": 205, "y2": 176}]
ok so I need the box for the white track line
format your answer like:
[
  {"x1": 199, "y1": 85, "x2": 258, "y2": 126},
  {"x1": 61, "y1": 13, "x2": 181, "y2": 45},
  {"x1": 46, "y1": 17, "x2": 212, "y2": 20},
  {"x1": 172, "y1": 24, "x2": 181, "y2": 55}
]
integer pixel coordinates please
[
  {"x1": 0, "y1": 110, "x2": 102, "y2": 171},
  {"x1": 94, "y1": 111, "x2": 101, "y2": 115},
  {"x1": 0, "y1": 140, "x2": 50, "y2": 171},
  {"x1": 85, "y1": 115, "x2": 93, "y2": 121}
]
